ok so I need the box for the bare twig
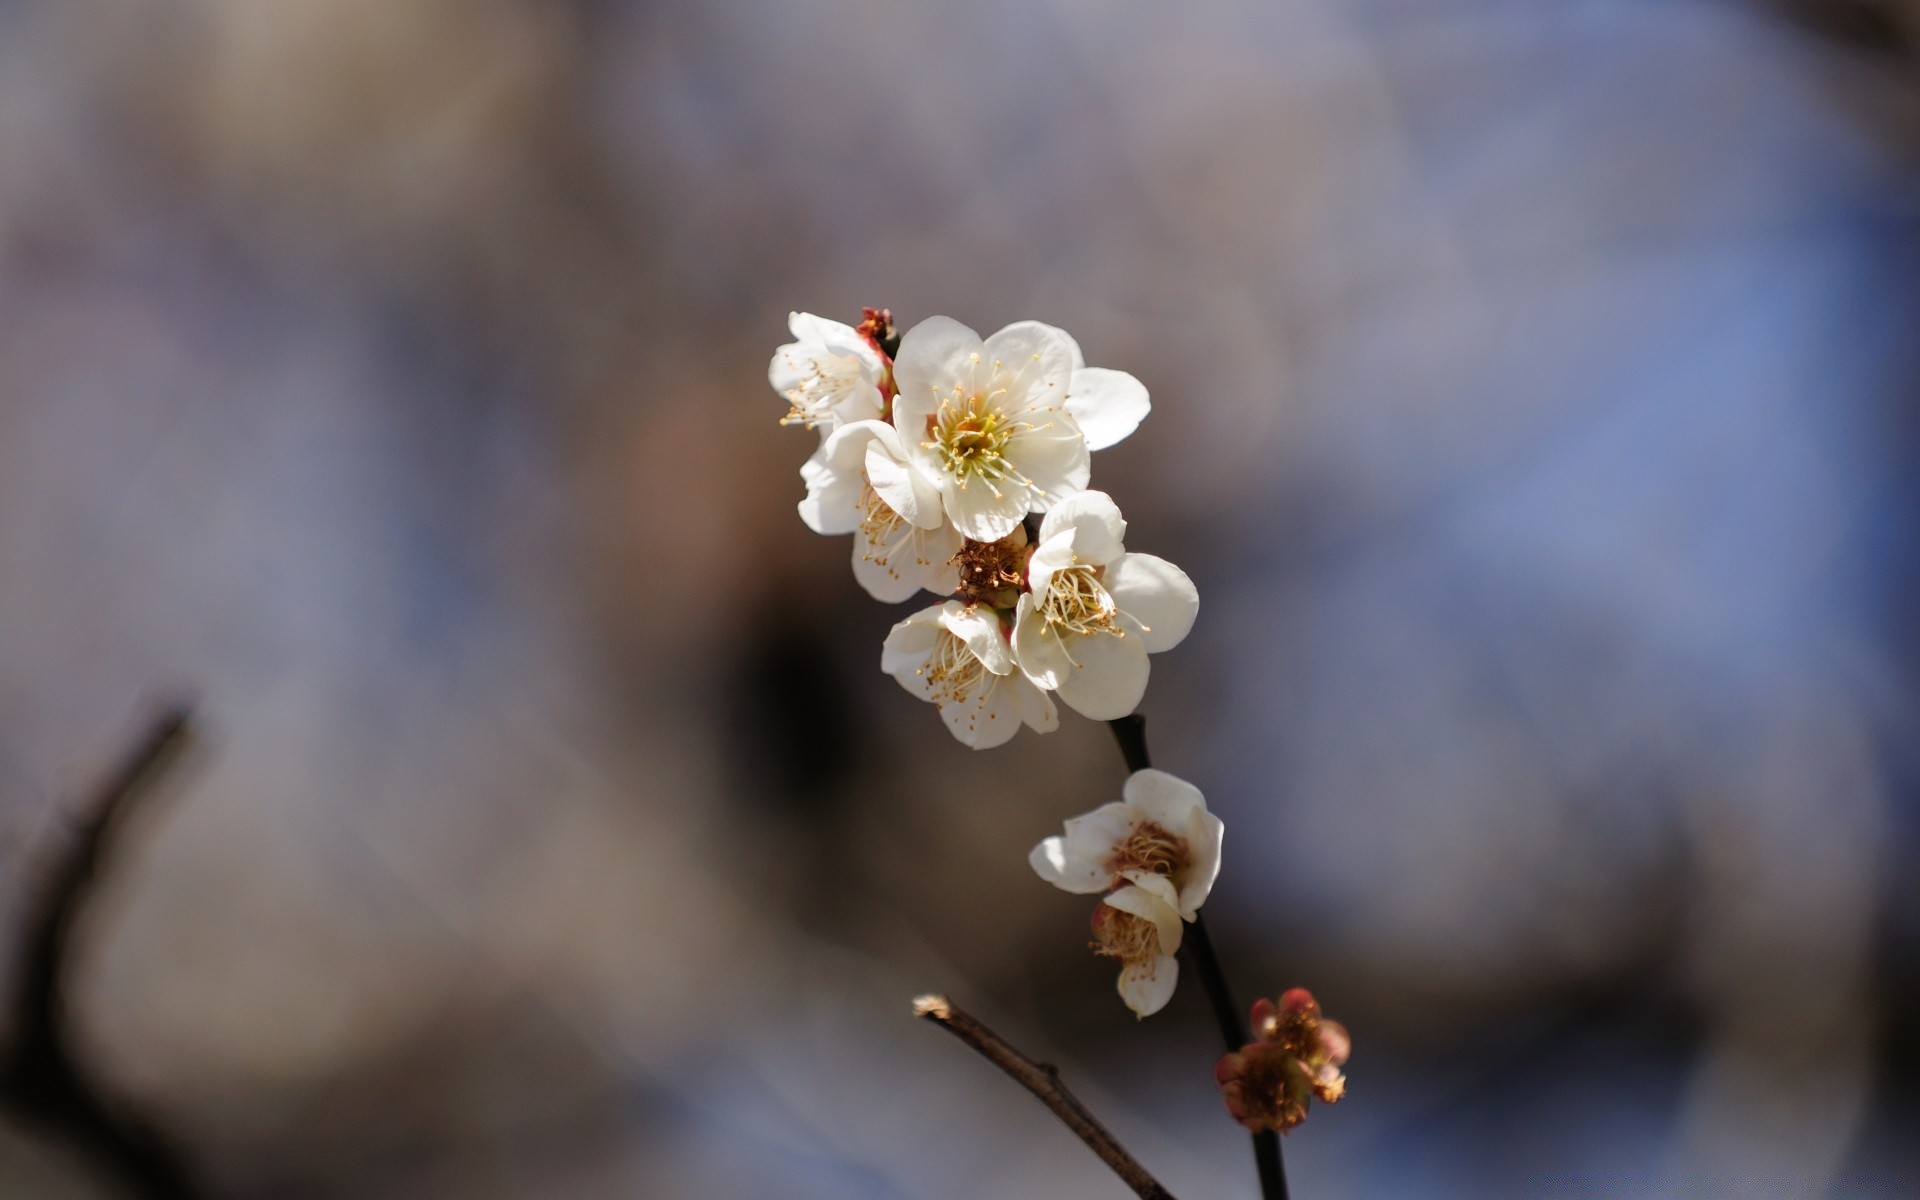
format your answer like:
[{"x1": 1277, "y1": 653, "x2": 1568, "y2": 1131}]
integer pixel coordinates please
[
  {"x1": 912, "y1": 994, "x2": 1176, "y2": 1200},
  {"x1": 1108, "y1": 715, "x2": 1289, "y2": 1200},
  {"x1": 1, "y1": 702, "x2": 200, "y2": 1199}
]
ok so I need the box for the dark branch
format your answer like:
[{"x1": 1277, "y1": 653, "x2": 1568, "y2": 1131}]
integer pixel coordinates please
[
  {"x1": 913, "y1": 994, "x2": 1176, "y2": 1200},
  {"x1": 1, "y1": 702, "x2": 200, "y2": 1199},
  {"x1": 1106, "y1": 716, "x2": 1289, "y2": 1200}
]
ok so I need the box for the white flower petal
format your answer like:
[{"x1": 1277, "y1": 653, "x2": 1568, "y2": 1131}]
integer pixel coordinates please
[
  {"x1": 865, "y1": 432, "x2": 944, "y2": 530},
  {"x1": 984, "y1": 321, "x2": 1076, "y2": 411},
  {"x1": 1121, "y1": 768, "x2": 1206, "y2": 829},
  {"x1": 1007, "y1": 418, "x2": 1090, "y2": 512},
  {"x1": 1011, "y1": 596, "x2": 1074, "y2": 691},
  {"x1": 1105, "y1": 552, "x2": 1199, "y2": 654},
  {"x1": 942, "y1": 474, "x2": 1029, "y2": 542},
  {"x1": 1065, "y1": 367, "x2": 1150, "y2": 451},
  {"x1": 851, "y1": 533, "x2": 924, "y2": 603},
  {"x1": 1010, "y1": 671, "x2": 1060, "y2": 733},
  {"x1": 1052, "y1": 616, "x2": 1152, "y2": 720},
  {"x1": 880, "y1": 607, "x2": 945, "y2": 696},
  {"x1": 1037, "y1": 490, "x2": 1127, "y2": 565},
  {"x1": 1022, "y1": 536, "x2": 1076, "y2": 610},
  {"x1": 1029, "y1": 835, "x2": 1107, "y2": 893},
  {"x1": 1035, "y1": 322, "x2": 1085, "y2": 370},
  {"x1": 1179, "y1": 806, "x2": 1225, "y2": 919},
  {"x1": 940, "y1": 602, "x2": 1014, "y2": 675},
  {"x1": 1117, "y1": 955, "x2": 1180, "y2": 1018},
  {"x1": 1060, "y1": 800, "x2": 1136, "y2": 863},
  {"x1": 940, "y1": 674, "x2": 1023, "y2": 750},
  {"x1": 797, "y1": 419, "x2": 886, "y2": 535},
  {"x1": 892, "y1": 316, "x2": 984, "y2": 431}
]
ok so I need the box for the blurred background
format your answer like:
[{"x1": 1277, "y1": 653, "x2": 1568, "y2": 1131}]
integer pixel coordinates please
[{"x1": 0, "y1": 0, "x2": 1916, "y2": 1195}]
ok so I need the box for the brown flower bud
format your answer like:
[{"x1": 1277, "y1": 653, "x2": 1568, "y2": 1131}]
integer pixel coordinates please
[{"x1": 1214, "y1": 988, "x2": 1350, "y2": 1133}]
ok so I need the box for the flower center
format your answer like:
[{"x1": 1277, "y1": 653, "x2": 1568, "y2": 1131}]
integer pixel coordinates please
[
  {"x1": 952, "y1": 532, "x2": 1029, "y2": 606},
  {"x1": 930, "y1": 387, "x2": 1026, "y2": 488},
  {"x1": 919, "y1": 629, "x2": 989, "y2": 706},
  {"x1": 1037, "y1": 563, "x2": 1120, "y2": 638},
  {"x1": 1090, "y1": 907, "x2": 1162, "y2": 965},
  {"x1": 779, "y1": 354, "x2": 864, "y2": 428},
  {"x1": 1109, "y1": 821, "x2": 1187, "y2": 885}
]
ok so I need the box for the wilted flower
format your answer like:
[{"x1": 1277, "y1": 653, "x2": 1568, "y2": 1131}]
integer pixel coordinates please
[
  {"x1": 882, "y1": 600, "x2": 1058, "y2": 748},
  {"x1": 799, "y1": 420, "x2": 962, "y2": 601},
  {"x1": 769, "y1": 312, "x2": 888, "y2": 436},
  {"x1": 1214, "y1": 989, "x2": 1351, "y2": 1133},
  {"x1": 1011, "y1": 491, "x2": 1198, "y2": 720},
  {"x1": 890, "y1": 317, "x2": 1091, "y2": 542},
  {"x1": 1091, "y1": 875, "x2": 1185, "y2": 1017},
  {"x1": 1029, "y1": 767, "x2": 1223, "y2": 919}
]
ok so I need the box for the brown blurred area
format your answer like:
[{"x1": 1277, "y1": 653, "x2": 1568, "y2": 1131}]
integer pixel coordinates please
[{"x1": 1, "y1": 0, "x2": 1918, "y2": 1196}]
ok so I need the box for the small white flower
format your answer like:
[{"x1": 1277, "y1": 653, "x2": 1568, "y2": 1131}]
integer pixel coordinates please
[
  {"x1": 799, "y1": 421, "x2": 963, "y2": 602},
  {"x1": 1011, "y1": 491, "x2": 1198, "y2": 720},
  {"x1": 1036, "y1": 323, "x2": 1154, "y2": 451},
  {"x1": 769, "y1": 312, "x2": 887, "y2": 436},
  {"x1": 881, "y1": 600, "x2": 1059, "y2": 749},
  {"x1": 1093, "y1": 876, "x2": 1185, "y2": 1017},
  {"x1": 1030, "y1": 768, "x2": 1224, "y2": 920},
  {"x1": 890, "y1": 317, "x2": 1091, "y2": 542}
]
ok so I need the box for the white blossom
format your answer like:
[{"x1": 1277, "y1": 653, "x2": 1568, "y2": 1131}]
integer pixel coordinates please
[
  {"x1": 890, "y1": 317, "x2": 1090, "y2": 542},
  {"x1": 1011, "y1": 491, "x2": 1198, "y2": 720},
  {"x1": 1030, "y1": 768, "x2": 1224, "y2": 920},
  {"x1": 1093, "y1": 876, "x2": 1185, "y2": 1017},
  {"x1": 799, "y1": 421, "x2": 962, "y2": 602},
  {"x1": 769, "y1": 312, "x2": 887, "y2": 437},
  {"x1": 881, "y1": 600, "x2": 1058, "y2": 749}
]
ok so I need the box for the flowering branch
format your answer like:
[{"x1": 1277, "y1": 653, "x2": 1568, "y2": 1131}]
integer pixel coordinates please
[
  {"x1": 0, "y1": 703, "x2": 200, "y2": 1200},
  {"x1": 1106, "y1": 716, "x2": 1289, "y2": 1200},
  {"x1": 912, "y1": 994, "x2": 1176, "y2": 1200}
]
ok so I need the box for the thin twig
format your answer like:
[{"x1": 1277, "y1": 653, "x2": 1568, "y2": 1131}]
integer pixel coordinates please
[
  {"x1": 912, "y1": 994, "x2": 1176, "y2": 1200},
  {"x1": 1108, "y1": 715, "x2": 1289, "y2": 1200},
  {"x1": 1, "y1": 702, "x2": 200, "y2": 1199}
]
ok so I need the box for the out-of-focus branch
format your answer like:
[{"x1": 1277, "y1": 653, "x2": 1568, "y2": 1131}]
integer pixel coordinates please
[
  {"x1": 0, "y1": 703, "x2": 200, "y2": 1200},
  {"x1": 911, "y1": 994, "x2": 1176, "y2": 1200},
  {"x1": 1108, "y1": 715, "x2": 1289, "y2": 1200}
]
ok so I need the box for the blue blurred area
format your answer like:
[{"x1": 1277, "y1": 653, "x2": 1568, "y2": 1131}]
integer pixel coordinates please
[{"x1": 0, "y1": 0, "x2": 1916, "y2": 1195}]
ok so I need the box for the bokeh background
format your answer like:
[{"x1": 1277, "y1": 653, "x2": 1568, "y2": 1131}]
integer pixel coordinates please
[{"x1": 1, "y1": 0, "x2": 1917, "y2": 1195}]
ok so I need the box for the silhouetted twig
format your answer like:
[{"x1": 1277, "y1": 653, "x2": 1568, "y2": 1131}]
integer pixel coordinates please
[
  {"x1": 912, "y1": 994, "x2": 1176, "y2": 1200},
  {"x1": 1109, "y1": 714, "x2": 1288, "y2": 1200},
  {"x1": 1, "y1": 702, "x2": 200, "y2": 1199}
]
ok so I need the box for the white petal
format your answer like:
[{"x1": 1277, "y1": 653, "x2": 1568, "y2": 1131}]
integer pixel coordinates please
[
  {"x1": 1104, "y1": 553, "x2": 1199, "y2": 654},
  {"x1": 1011, "y1": 597, "x2": 1074, "y2": 691},
  {"x1": 1029, "y1": 835, "x2": 1107, "y2": 893},
  {"x1": 880, "y1": 607, "x2": 945, "y2": 697},
  {"x1": 942, "y1": 473, "x2": 1029, "y2": 542},
  {"x1": 1010, "y1": 672, "x2": 1060, "y2": 733},
  {"x1": 1179, "y1": 807, "x2": 1225, "y2": 919},
  {"x1": 864, "y1": 430, "x2": 944, "y2": 530},
  {"x1": 1117, "y1": 955, "x2": 1180, "y2": 1018},
  {"x1": 892, "y1": 316, "x2": 983, "y2": 431},
  {"x1": 1024, "y1": 532, "x2": 1076, "y2": 599},
  {"x1": 1121, "y1": 769, "x2": 1207, "y2": 830},
  {"x1": 852, "y1": 531, "x2": 924, "y2": 604},
  {"x1": 1053, "y1": 616, "x2": 1152, "y2": 720},
  {"x1": 941, "y1": 603, "x2": 1015, "y2": 675},
  {"x1": 984, "y1": 321, "x2": 1076, "y2": 411},
  {"x1": 1065, "y1": 367, "x2": 1150, "y2": 451},
  {"x1": 797, "y1": 420, "x2": 886, "y2": 535},
  {"x1": 1034, "y1": 321, "x2": 1085, "y2": 369},
  {"x1": 1060, "y1": 800, "x2": 1137, "y2": 864},
  {"x1": 940, "y1": 673, "x2": 1023, "y2": 750},
  {"x1": 1037, "y1": 490, "x2": 1127, "y2": 565},
  {"x1": 1006, "y1": 418, "x2": 1090, "y2": 512}
]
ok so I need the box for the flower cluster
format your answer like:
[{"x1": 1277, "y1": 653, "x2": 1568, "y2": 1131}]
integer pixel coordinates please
[
  {"x1": 1214, "y1": 989, "x2": 1351, "y2": 1133},
  {"x1": 772, "y1": 309, "x2": 1197, "y2": 748},
  {"x1": 1030, "y1": 769, "x2": 1223, "y2": 1017}
]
